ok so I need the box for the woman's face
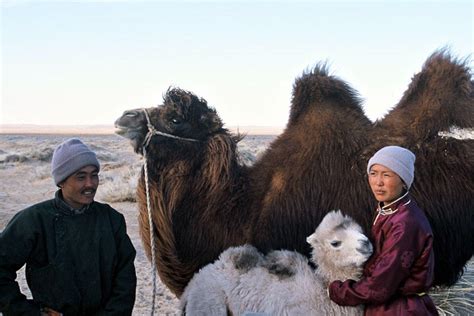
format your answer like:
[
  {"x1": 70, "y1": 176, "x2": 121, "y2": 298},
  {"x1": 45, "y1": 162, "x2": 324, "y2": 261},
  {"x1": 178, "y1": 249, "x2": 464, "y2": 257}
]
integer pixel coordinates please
[{"x1": 368, "y1": 164, "x2": 405, "y2": 204}]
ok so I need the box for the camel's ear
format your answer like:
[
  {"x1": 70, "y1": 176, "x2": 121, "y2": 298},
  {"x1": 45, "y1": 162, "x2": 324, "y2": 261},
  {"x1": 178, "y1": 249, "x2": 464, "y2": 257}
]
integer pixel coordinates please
[
  {"x1": 319, "y1": 210, "x2": 344, "y2": 229},
  {"x1": 200, "y1": 110, "x2": 223, "y2": 133},
  {"x1": 306, "y1": 232, "x2": 318, "y2": 246}
]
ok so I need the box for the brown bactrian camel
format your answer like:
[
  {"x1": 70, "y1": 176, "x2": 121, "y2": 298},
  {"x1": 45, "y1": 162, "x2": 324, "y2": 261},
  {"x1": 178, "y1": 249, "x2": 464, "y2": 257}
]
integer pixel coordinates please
[{"x1": 115, "y1": 50, "x2": 473, "y2": 296}]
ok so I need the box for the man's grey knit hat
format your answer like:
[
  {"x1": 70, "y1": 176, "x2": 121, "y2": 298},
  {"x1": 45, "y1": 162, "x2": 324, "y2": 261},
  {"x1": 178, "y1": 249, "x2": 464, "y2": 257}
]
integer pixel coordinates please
[
  {"x1": 51, "y1": 138, "x2": 100, "y2": 185},
  {"x1": 367, "y1": 145, "x2": 416, "y2": 189}
]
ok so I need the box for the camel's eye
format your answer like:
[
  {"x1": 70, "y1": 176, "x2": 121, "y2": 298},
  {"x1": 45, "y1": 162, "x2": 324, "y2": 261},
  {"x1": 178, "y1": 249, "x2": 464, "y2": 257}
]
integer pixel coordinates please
[
  {"x1": 330, "y1": 240, "x2": 341, "y2": 248},
  {"x1": 170, "y1": 118, "x2": 182, "y2": 125}
]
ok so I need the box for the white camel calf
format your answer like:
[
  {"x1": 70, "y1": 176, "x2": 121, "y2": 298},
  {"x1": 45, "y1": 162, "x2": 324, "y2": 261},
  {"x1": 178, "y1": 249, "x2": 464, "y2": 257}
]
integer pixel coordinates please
[{"x1": 181, "y1": 210, "x2": 373, "y2": 315}]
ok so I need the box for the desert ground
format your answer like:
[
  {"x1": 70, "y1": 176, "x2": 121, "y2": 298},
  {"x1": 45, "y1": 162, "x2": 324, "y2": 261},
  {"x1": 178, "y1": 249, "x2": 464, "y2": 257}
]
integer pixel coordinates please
[{"x1": 0, "y1": 131, "x2": 472, "y2": 315}]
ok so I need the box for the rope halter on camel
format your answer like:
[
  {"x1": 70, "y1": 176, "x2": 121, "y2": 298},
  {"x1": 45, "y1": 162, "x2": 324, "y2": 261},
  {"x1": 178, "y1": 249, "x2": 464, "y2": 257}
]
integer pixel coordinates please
[
  {"x1": 142, "y1": 108, "x2": 199, "y2": 151},
  {"x1": 140, "y1": 108, "x2": 199, "y2": 315}
]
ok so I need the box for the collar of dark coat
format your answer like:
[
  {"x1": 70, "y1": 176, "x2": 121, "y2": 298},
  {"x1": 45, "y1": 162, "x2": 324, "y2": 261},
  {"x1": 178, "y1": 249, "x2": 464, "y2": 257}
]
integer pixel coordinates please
[
  {"x1": 373, "y1": 192, "x2": 412, "y2": 225},
  {"x1": 377, "y1": 191, "x2": 411, "y2": 215},
  {"x1": 54, "y1": 190, "x2": 93, "y2": 216}
]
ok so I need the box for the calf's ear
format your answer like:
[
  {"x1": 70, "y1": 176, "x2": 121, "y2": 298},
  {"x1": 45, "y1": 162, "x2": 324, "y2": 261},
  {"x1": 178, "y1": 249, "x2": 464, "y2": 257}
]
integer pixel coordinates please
[{"x1": 306, "y1": 233, "x2": 318, "y2": 246}]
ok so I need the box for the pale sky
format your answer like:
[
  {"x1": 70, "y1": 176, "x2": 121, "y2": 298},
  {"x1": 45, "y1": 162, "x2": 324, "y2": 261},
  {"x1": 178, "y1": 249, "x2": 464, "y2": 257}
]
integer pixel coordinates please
[{"x1": 1, "y1": 0, "x2": 472, "y2": 128}]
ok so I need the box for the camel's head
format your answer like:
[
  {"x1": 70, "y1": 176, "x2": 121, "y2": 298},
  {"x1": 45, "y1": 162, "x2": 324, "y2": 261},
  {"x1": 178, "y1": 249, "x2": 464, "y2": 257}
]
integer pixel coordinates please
[
  {"x1": 115, "y1": 88, "x2": 224, "y2": 154},
  {"x1": 306, "y1": 210, "x2": 373, "y2": 279}
]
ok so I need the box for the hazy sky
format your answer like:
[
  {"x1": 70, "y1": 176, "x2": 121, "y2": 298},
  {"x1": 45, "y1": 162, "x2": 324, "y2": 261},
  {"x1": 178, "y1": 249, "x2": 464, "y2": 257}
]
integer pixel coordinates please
[{"x1": 1, "y1": 0, "x2": 472, "y2": 128}]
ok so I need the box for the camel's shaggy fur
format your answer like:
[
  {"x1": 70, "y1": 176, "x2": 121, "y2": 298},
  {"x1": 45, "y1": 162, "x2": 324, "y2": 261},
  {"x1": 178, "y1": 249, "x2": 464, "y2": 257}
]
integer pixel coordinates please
[
  {"x1": 180, "y1": 211, "x2": 372, "y2": 315},
  {"x1": 115, "y1": 50, "x2": 473, "y2": 296}
]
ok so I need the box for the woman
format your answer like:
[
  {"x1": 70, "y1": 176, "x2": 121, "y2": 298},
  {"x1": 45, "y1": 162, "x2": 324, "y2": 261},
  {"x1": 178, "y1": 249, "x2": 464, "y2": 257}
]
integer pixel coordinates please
[{"x1": 329, "y1": 146, "x2": 438, "y2": 315}]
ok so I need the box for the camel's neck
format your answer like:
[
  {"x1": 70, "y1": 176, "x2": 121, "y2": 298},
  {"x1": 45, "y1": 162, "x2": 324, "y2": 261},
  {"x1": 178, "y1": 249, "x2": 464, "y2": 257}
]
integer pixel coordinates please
[{"x1": 137, "y1": 134, "x2": 249, "y2": 296}]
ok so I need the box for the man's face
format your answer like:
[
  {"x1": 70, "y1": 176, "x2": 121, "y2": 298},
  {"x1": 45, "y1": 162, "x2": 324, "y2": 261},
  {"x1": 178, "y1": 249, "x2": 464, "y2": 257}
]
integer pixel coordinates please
[{"x1": 60, "y1": 165, "x2": 99, "y2": 209}]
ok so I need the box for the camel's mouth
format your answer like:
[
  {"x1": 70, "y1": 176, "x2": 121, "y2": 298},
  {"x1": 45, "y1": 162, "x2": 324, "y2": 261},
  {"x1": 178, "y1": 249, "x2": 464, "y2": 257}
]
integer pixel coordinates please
[
  {"x1": 114, "y1": 109, "x2": 149, "y2": 141},
  {"x1": 114, "y1": 121, "x2": 146, "y2": 140},
  {"x1": 115, "y1": 125, "x2": 129, "y2": 137},
  {"x1": 114, "y1": 125, "x2": 127, "y2": 136},
  {"x1": 114, "y1": 123, "x2": 147, "y2": 153}
]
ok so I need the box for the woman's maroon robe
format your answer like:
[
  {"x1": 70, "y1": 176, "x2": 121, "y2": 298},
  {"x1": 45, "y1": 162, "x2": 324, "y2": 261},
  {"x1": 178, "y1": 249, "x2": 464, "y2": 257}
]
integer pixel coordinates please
[{"x1": 329, "y1": 195, "x2": 438, "y2": 315}]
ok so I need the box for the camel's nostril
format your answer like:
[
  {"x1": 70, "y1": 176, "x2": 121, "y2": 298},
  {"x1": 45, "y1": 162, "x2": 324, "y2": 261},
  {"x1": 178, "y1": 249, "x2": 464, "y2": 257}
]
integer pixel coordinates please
[
  {"x1": 125, "y1": 110, "x2": 138, "y2": 117},
  {"x1": 358, "y1": 239, "x2": 369, "y2": 248},
  {"x1": 357, "y1": 239, "x2": 373, "y2": 256}
]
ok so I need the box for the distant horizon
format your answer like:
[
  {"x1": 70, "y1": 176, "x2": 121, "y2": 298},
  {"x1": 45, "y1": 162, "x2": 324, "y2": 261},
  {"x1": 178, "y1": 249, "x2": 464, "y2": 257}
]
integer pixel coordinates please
[{"x1": 0, "y1": 123, "x2": 284, "y2": 135}]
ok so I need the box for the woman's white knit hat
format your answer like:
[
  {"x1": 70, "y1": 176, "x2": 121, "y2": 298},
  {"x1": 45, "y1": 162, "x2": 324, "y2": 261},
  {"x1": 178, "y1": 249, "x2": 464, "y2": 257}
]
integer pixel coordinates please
[
  {"x1": 51, "y1": 138, "x2": 100, "y2": 185},
  {"x1": 367, "y1": 146, "x2": 416, "y2": 188}
]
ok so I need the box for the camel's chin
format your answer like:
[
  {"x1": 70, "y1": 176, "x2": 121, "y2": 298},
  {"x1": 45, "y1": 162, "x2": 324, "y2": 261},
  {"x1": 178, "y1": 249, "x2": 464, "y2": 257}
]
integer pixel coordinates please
[
  {"x1": 115, "y1": 127, "x2": 140, "y2": 139},
  {"x1": 115, "y1": 128, "x2": 144, "y2": 152}
]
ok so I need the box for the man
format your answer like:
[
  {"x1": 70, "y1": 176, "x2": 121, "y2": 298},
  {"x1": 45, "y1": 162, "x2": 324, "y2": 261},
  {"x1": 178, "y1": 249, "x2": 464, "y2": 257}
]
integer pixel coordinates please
[{"x1": 0, "y1": 138, "x2": 137, "y2": 315}]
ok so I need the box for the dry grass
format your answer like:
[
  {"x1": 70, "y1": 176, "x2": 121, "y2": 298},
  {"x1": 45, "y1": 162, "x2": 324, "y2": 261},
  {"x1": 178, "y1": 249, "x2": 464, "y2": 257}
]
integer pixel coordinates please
[
  {"x1": 431, "y1": 259, "x2": 474, "y2": 315},
  {"x1": 97, "y1": 167, "x2": 141, "y2": 203}
]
